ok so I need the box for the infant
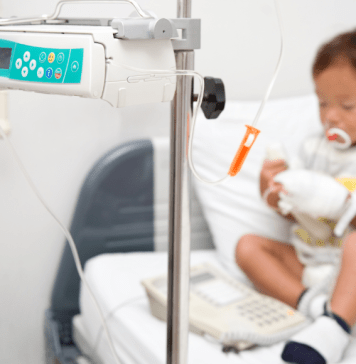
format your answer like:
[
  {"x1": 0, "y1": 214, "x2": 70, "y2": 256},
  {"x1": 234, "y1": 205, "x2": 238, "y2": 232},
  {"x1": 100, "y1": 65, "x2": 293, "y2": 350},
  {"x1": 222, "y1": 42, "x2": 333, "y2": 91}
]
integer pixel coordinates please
[{"x1": 236, "y1": 29, "x2": 356, "y2": 364}]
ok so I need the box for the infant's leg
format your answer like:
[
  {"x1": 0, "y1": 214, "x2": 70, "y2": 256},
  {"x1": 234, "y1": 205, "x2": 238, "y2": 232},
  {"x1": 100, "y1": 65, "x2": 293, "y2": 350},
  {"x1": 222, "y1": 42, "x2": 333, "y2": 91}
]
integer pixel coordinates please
[
  {"x1": 235, "y1": 234, "x2": 304, "y2": 308},
  {"x1": 331, "y1": 231, "x2": 356, "y2": 326},
  {"x1": 281, "y1": 234, "x2": 356, "y2": 364}
]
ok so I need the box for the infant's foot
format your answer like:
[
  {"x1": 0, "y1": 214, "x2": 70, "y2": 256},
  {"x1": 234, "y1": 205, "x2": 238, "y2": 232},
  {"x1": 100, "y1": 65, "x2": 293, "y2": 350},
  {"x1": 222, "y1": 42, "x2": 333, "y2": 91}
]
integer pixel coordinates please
[
  {"x1": 298, "y1": 291, "x2": 328, "y2": 320},
  {"x1": 281, "y1": 315, "x2": 350, "y2": 364}
]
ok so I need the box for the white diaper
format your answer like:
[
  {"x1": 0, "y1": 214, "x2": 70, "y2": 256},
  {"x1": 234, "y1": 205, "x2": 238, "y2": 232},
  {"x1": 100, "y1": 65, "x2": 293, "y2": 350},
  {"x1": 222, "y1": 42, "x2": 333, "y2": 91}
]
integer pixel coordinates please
[{"x1": 291, "y1": 233, "x2": 342, "y2": 266}]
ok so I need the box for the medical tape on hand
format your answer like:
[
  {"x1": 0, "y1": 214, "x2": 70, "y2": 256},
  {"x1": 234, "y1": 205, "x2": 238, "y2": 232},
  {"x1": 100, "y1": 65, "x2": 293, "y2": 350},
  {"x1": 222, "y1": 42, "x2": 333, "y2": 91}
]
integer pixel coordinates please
[{"x1": 334, "y1": 193, "x2": 356, "y2": 237}]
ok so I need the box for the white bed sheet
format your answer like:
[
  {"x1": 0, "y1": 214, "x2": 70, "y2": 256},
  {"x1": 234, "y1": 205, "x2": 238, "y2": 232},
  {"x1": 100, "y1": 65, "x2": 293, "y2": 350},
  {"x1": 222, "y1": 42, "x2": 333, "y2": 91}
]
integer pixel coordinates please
[{"x1": 75, "y1": 250, "x2": 356, "y2": 364}]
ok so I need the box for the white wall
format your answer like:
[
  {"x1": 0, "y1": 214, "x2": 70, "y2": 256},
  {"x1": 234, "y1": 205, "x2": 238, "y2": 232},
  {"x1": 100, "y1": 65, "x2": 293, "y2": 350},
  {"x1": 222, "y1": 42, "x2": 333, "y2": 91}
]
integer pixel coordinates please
[{"x1": 1, "y1": 0, "x2": 356, "y2": 363}]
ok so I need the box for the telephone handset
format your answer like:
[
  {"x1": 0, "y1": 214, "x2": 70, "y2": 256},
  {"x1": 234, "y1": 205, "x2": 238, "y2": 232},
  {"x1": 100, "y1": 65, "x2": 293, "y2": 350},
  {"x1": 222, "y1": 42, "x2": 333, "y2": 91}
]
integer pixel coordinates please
[{"x1": 141, "y1": 263, "x2": 309, "y2": 351}]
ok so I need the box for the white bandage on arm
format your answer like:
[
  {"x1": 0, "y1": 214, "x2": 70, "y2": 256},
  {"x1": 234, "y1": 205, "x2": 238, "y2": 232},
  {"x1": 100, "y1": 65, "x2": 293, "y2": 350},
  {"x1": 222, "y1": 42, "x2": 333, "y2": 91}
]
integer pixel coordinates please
[
  {"x1": 334, "y1": 193, "x2": 356, "y2": 237},
  {"x1": 274, "y1": 170, "x2": 350, "y2": 220}
]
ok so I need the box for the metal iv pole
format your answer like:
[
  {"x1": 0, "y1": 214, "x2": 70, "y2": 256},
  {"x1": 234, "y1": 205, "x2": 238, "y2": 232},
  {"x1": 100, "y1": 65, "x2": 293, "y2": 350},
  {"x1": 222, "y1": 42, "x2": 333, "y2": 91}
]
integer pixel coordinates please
[{"x1": 167, "y1": 0, "x2": 193, "y2": 363}]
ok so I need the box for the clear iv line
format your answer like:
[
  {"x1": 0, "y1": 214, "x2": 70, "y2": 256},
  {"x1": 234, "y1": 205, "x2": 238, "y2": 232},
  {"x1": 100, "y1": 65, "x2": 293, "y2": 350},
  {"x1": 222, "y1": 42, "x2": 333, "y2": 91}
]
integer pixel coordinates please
[
  {"x1": 91, "y1": 295, "x2": 145, "y2": 354},
  {"x1": 112, "y1": 62, "x2": 217, "y2": 184},
  {"x1": 191, "y1": 0, "x2": 284, "y2": 184},
  {"x1": 189, "y1": 0, "x2": 284, "y2": 184},
  {"x1": 122, "y1": 0, "x2": 284, "y2": 185},
  {"x1": 0, "y1": 65, "x2": 206, "y2": 364},
  {"x1": 251, "y1": 0, "x2": 284, "y2": 128},
  {"x1": 0, "y1": 66, "x2": 205, "y2": 364},
  {"x1": 114, "y1": 0, "x2": 284, "y2": 185},
  {"x1": 0, "y1": 127, "x2": 125, "y2": 364},
  {"x1": 116, "y1": 64, "x2": 226, "y2": 184}
]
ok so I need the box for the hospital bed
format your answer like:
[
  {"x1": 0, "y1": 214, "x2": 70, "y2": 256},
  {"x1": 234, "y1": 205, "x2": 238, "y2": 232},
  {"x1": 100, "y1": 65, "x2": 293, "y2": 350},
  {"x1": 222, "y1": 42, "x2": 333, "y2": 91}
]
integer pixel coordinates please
[
  {"x1": 45, "y1": 95, "x2": 356, "y2": 364},
  {"x1": 44, "y1": 137, "x2": 214, "y2": 364}
]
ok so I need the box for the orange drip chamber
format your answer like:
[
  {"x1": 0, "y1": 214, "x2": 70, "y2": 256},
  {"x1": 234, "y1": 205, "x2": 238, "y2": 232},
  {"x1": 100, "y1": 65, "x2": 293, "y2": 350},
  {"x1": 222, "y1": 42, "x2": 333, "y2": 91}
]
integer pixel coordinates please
[{"x1": 228, "y1": 125, "x2": 260, "y2": 177}]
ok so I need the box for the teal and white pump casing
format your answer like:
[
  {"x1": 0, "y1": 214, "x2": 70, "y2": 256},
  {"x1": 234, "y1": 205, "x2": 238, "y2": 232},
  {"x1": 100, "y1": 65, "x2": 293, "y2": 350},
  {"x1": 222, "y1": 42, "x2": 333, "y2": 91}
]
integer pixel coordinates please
[{"x1": 0, "y1": 23, "x2": 177, "y2": 108}]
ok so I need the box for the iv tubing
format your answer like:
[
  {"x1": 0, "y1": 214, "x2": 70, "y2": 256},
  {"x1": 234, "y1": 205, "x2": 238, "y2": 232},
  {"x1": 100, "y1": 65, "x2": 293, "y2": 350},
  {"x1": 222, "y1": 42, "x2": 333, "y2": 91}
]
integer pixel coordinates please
[
  {"x1": 0, "y1": 127, "x2": 125, "y2": 364},
  {"x1": 104, "y1": 0, "x2": 284, "y2": 185},
  {"x1": 251, "y1": 0, "x2": 284, "y2": 128},
  {"x1": 107, "y1": 0, "x2": 285, "y2": 186},
  {"x1": 114, "y1": 62, "x2": 219, "y2": 184},
  {"x1": 0, "y1": 69, "x2": 205, "y2": 364},
  {"x1": 189, "y1": 0, "x2": 284, "y2": 184},
  {"x1": 124, "y1": 0, "x2": 285, "y2": 185},
  {"x1": 92, "y1": 295, "x2": 145, "y2": 354},
  {"x1": 125, "y1": 66, "x2": 222, "y2": 185}
]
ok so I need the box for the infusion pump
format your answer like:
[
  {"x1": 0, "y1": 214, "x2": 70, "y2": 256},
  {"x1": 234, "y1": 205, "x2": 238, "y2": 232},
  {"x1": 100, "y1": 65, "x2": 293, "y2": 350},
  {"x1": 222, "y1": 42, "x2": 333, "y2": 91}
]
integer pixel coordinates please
[{"x1": 0, "y1": 24, "x2": 178, "y2": 108}]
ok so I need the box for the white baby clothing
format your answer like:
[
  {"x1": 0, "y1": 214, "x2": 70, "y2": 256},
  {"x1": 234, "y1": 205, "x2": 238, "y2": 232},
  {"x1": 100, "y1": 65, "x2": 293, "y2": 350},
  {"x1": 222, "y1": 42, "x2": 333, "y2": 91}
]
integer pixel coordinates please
[{"x1": 289, "y1": 134, "x2": 356, "y2": 271}]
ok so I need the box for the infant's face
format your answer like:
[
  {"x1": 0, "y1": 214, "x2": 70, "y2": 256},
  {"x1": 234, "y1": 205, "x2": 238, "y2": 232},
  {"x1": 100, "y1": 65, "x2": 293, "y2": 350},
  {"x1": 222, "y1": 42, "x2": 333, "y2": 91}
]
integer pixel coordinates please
[{"x1": 314, "y1": 62, "x2": 356, "y2": 145}]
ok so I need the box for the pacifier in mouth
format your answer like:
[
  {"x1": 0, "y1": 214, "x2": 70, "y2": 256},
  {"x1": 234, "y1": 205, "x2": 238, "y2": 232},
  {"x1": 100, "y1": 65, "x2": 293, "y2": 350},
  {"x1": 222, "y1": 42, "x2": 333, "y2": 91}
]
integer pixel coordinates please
[{"x1": 326, "y1": 127, "x2": 352, "y2": 149}]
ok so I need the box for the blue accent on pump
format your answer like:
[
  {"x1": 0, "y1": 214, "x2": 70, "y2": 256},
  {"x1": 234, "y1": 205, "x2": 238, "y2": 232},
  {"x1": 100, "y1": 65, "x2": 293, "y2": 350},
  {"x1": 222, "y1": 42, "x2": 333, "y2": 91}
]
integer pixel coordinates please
[{"x1": 46, "y1": 68, "x2": 53, "y2": 79}]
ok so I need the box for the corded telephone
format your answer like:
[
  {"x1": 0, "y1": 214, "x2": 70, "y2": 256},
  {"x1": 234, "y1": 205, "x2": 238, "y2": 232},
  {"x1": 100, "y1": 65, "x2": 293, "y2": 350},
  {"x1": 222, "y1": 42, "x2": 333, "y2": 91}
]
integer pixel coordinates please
[{"x1": 141, "y1": 262, "x2": 310, "y2": 351}]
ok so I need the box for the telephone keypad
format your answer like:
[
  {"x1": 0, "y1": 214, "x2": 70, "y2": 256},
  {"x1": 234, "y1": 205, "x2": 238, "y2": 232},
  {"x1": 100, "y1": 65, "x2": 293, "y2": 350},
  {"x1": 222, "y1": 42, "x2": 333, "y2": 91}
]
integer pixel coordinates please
[
  {"x1": 236, "y1": 297, "x2": 295, "y2": 327},
  {"x1": 193, "y1": 274, "x2": 300, "y2": 329},
  {"x1": 193, "y1": 274, "x2": 301, "y2": 329}
]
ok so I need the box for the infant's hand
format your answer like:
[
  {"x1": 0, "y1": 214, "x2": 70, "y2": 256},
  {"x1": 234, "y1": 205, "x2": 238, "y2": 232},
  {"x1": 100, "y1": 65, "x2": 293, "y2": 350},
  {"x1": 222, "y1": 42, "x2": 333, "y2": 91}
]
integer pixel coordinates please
[
  {"x1": 274, "y1": 169, "x2": 350, "y2": 220},
  {"x1": 260, "y1": 159, "x2": 287, "y2": 197},
  {"x1": 264, "y1": 182, "x2": 285, "y2": 209}
]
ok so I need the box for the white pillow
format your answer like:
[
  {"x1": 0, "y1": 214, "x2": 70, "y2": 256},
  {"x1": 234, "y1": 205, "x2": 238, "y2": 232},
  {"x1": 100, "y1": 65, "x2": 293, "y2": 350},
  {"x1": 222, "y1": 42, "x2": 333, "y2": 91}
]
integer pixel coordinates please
[{"x1": 192, "y1": 94, "x2": 323, "y2": 276}]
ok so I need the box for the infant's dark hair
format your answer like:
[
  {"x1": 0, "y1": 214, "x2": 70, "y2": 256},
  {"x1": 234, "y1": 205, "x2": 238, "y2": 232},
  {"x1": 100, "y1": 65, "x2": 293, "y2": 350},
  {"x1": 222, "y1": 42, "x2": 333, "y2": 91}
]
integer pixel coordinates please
[{"x1": 313, "y1": 29, "x2": 356, "y2": 77}]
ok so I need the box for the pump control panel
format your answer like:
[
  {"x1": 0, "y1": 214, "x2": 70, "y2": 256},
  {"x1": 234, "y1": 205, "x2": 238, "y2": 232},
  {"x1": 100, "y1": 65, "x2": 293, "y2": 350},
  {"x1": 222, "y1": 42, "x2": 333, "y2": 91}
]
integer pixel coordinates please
[
  {"x1": 0, "y1": 39, "x2": 84, "y2": 84},
  {"x1": 0, "y1": 30, "x2": 104, "y2": 100}
]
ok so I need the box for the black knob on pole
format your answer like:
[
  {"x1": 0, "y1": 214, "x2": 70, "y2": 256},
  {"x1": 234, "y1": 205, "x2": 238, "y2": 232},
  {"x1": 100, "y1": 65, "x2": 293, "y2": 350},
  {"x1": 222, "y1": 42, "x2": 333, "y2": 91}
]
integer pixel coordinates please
[{"x1": 193, "y1": 77, "x2": 226, "y2": 119}]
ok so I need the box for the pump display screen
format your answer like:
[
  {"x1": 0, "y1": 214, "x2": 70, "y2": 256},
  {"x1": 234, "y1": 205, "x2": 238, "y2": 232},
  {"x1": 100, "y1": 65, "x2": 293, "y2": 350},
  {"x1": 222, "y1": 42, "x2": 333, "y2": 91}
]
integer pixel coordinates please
[{"x1": 0, "y1": 48, "x2": 12, "y2": 69}]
